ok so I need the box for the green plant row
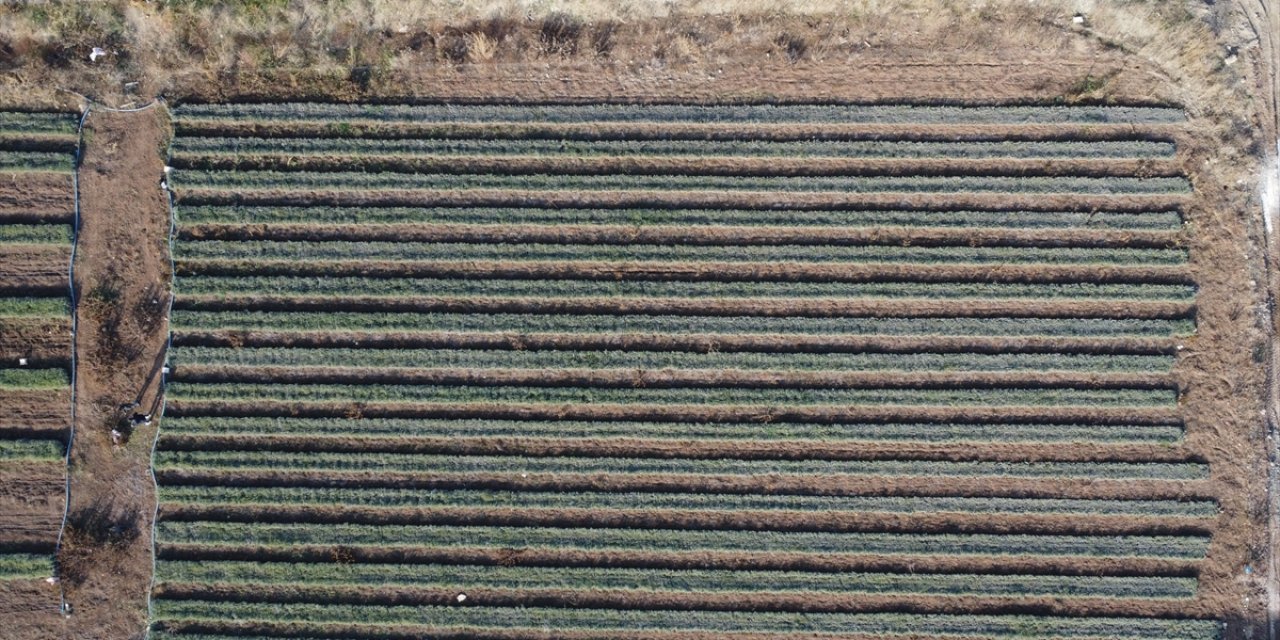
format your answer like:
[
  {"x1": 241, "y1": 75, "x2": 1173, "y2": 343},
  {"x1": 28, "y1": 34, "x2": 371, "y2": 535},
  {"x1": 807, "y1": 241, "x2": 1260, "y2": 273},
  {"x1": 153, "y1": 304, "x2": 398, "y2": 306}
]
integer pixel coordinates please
[
  {"x1": 0, "y1": 112, "x2": 79, "y2": 135},
  {"x1": 156, "y1": 521, "x2": 1212, "y2": 559},
  {"x1": 159, "y1": 416, "x2": 1184, "y2": 445},
  {"x1": 0, "y1": 224, "x2": 72, "y2": 244},
  {"x1": 154, "y1": 451, "x2": 1207, "y2": 481},
  {"x1": 0, "y1": 368, "x2": 69, "y2": 389},
  {"x1": 175, "y1": 205, "x2": 1184, "y2": 230},
  {"x1": 168, "y1": 311, "x2": 1196, "y2": 337},
  {"x1": 175, "y1": 240, "x2": 1189, "y2": 266},
  {"x1": 170, "y1": 137, "x2": 1177, "y2": 160},
  {"x1": 154, "y1": 559, "x2": 1198, "y2": 599},
  {"x1": 171, "y1": 103, "x2": 1188, "y2": 125},
  {"x1": 157, "y1": 482, "x2": 1215, "y2": 515},
  {"x1": 163, "y1": 382, "x2": 1176, "y2": 408},
  {"x1": 170, "y1": 170, "x2": 1193, "y2": 195},
  {"x1": 173, "y1": 276, "x2": 1193, "y2": 303},
  {"x1": 149, "y1": 600, "x2": 1218, "y2": 637},
  {"x1": 0, "y1": 553, "x2": 53, "y2": 580},
  {"x1": 0, "y1": 151, "x2": 74, "y2": 173},
  {"x1": 0, "y1": 297, "x2": 69, "y2": 317},
  {"x1": 168, "y1": 346, "x2": 1174, "y2": 373},
  {"x1": 0, "y1": 438, "x2": 63, "y2": 461}
]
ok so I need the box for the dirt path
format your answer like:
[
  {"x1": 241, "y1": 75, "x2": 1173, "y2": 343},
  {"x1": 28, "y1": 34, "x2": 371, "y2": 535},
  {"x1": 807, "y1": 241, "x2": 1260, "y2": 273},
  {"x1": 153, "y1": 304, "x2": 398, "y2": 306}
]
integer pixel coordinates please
[{"x1": 58, "y1": 106, "x2": 171, "y2": 640}]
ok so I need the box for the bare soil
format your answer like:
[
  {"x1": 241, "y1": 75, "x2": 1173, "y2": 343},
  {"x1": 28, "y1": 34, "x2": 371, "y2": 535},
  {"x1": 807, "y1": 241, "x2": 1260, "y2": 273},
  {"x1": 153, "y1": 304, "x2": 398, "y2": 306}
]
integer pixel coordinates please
[{"x1": 58, "y1": 107, "x2": 171, "y2": 640}]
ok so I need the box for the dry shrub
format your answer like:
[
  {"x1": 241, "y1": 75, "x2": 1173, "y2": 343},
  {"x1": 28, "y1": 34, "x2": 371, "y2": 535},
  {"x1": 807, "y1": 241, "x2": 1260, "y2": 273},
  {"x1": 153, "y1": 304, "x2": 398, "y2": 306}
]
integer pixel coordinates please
[
  {"x1": 466, "y1": 32, "x2": 496, "y2": 63},
  {"x1": 438, "y1": 33, "x2": 469, "y2": 63},
  {"x1": 539, "y1": 11, "x2": 583, "y2": 56},
  {"x1": 589, "y1": 20, "x2": 619, "y2": 58},
  {"x1": 57, "y1": 500, "x2": 140, "y2": 588},
  {"x1": 775, "y1": 32, "x2": 808, "y2": 62}
]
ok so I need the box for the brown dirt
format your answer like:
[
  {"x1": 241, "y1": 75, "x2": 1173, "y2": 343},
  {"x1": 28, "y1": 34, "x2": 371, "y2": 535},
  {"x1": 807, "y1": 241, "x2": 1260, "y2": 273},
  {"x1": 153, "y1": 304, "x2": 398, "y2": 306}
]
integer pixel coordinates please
[
  {"x1": 159, "y1": 543, "x2": 1198, "y2": 579},
  {"x1": 167, "y1": 399, "x2": 1182, "y2": 427},
  {"x1": 0, "y1": 245, "x2": 71, "y2": 292},
  {"x1": 152, "y1": 433, "x2": 1194, "y2": 465},
  {"x1": 172, "y1": 120, "x2": 1183, "y2": 143},
  {"x1": 58, "y1": 107, "x2": 171, "y2": 640},
  {"x1": 0, "y1": 465, "x2": 65, "y2": 548},
  {"x1": 151, "y1": 581, "x2": 1209, "y2": 618},
  {"x1": 154, "y1": 468, "x2": 1212, "y2": 502},
  {"x1": 0, "y1": 317, "x2": 72, "y2": 366},
  {"x1": 158, "y1": 503, "x2": 1211, "y2": 538},
  {"x1": 0, "y1": 175, "x2": 74, "y2": 219},
  {"x1": 180, "y1": 222, "x2": 1183, "y2": 249},
  {"x1": 175, "y1": 153, "x2": 1182, "y2": 179},
  {"x1": 0, "y1": 389, "x2": 71, "y2": 432},
  {"x1": 171, "y1": 363, "x2": 1175, "y2": 392},
  {"x1": 173, "y1": 330, "x2": 1177, "y2": 356}
]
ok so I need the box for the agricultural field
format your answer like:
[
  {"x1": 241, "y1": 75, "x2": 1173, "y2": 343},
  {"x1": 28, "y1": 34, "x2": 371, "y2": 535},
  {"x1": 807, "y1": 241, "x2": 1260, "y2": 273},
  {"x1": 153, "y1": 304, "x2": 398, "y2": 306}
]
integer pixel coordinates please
[
  {"x1": 0, "y1": 112, "x2": 78, "y2": 611},
  {"x1": 145, "y1": 102, "x2": 1227, "y2": 638}
]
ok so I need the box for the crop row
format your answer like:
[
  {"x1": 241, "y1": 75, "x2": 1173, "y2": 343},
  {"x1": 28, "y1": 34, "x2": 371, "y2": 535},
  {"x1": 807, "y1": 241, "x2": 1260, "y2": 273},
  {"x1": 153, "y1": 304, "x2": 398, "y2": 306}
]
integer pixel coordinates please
[
  {"x1": 155, "y1": 482, "x2": 1214, "y2": 516},
  {"x1": 171, "y1": 103, "x2": 1189, "y2": 125},
  {"x1": 0, "y1": 439, "x2": 63, "y2": 461},
  {"x1": 154, "y1": 559, "x2": 1198, "y2": 599},
  {"x1": 167, "y1": 346, "x2": 1174, "y2": 373},
  {"x1": 174, "y1": 205, "x2": 1185, "y2": 230},
  {"x1": 149, "y1": 600, "x2": 1218, "y2": 638},
  {"x1": 0, "y1": 112, "x2": 79, "y2": 136},
  {"x1": 153, "y1": 450, "x2": 1207, "y2": 480},
  {"x1": 0, "y1": 368, "x2": 69, "y2": 389},
  {"x1": 169, "y1": 311, "x2": 1196, "y2": 337},
  {"x1": 0, "y1": 224, "x2": 72, "y2": 244},
  {"x1": 171, "y1": 170, "x2": 1193, "y2": 195},
  {"x1": 172, "y1": 278, "x2": 1194, "y2": 307},
  {"x1": 0, "y1": 553, "x2": 53, "y2": 579},
  {"x1": 170, "y1": 137, "x2": 1178, "y2": 160},
  {"x1": 156, "y1": 520, "x2": 1211, "y2": 559},
  {"x1": 0, "y1": 151, "x2": 73, "y2": 173},
  {"x1": 158, "y1": 416, "x2": 1184, "y2": 445},
  {"x1": 174, "y1": 239, "x2": 1188, "y2": 265},
  {"x1": 164, "y1": 381, "x2": 1175, "y2": 407},
  {"x1": 0, "y1": 297, "x2": 68, "y2": 317}
]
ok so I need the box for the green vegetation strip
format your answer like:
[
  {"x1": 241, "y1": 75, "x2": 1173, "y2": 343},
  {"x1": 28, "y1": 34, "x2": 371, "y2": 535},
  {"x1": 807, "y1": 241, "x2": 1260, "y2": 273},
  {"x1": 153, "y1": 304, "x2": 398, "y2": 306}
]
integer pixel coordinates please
[
  {"x1": 0, "y1": 151, "x2": 73, "y2": 172},
  {"x1": 157, "y1": 484, "x2": 1214, "y2": 516},
  {"x1": 160, "y1": 416, "x2": 1184, "y2": 445},
  {"x1": 0, "y1": 439, "x2": 63, "y2": 461},
  {"x1": 174, "y1": 276, "x2": 1193, "y2": 302},
  {"x1": 0, "y1": 553, "x2": 53, "y2": 580},
  {"x1": 0, "y1": 368, "x2": 68, "y2": 389},
  {"x1": 175, "y1": 205, "x2": 1184, "y2": 230},
  {"x1": 155, "y1": 560, "x2": 1197, "y2": 599},
  {"x1": 163, "y1": 382, "x2": 1175, "y2": 407},
  {"x1": 169, "y1": 311, "x2": 1195, "y2": 337},
  {"x1": 149, "y1": 600, "x2": 1218, "y2": 637},
  {"x1": 171, "y1": 137, "x2": 1177, "y2": 160},
  {"x1": 156, "y1": 522, "x2": 1211, "y2": 559},
  {"x1": 0, "y1": 112, "x2": 79, "y2": 135},
  {"x1": 0, "y1": 224, "x2": 72, "y2": 244},
  {"x1": 169, "y1": 347, "x2": 1174, "y2": 373},
  {"x1": 155, "y1": 452, "x2": 1206, "y2": 481},
  {"x1": 172, "y1": 104, "x2": 1187, "y2": 125},
  {"x1": 171, "y1": 170, "x2": 1192, "y2": 195},
  {"x1": 0, "y1": 297, "x2": 68, "y2": 317},
  {"x1": 175, "y1": 241, "x2": 1188, "y2": 266}
]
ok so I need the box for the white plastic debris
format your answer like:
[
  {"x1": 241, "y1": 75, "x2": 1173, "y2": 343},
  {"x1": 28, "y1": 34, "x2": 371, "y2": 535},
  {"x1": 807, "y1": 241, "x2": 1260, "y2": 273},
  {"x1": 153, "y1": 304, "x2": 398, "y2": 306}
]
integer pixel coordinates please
[
  {"x1": 18, "y1": 357, "x2": 27, "y2": 366},
  {"x1": 89, "y1": 47, "x2": 107, "y2": 62},
  {"x1": 456, "y1": 593, "x2": 467, "y2": 603},
  {"x1": 1072, "y1": 14, "x2": 1085, "y2": 25},
  {"x1": 45, "y1": 576, "x2": 58, "y2": 584}
]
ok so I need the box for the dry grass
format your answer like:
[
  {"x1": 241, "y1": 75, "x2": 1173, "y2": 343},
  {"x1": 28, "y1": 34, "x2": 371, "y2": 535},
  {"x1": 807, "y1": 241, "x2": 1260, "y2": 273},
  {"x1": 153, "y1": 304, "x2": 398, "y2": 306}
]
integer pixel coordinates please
[{"x1": 0, "y1": 0, "x2": 1248, "y2": 115}]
